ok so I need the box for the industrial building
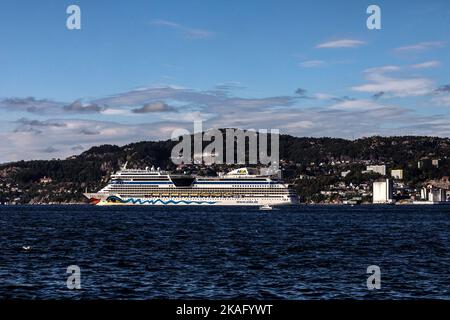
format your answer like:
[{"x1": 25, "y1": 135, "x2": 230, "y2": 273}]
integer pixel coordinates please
[
  {"x1": 391, "y1": 169, "x2": 404, "y2": 180},
  {"x1": 373, "y1": 179, "x2": 394, "y2": 204},
  {"x1": 366, "y1": 165, "x2": 387, "y2": 176}
]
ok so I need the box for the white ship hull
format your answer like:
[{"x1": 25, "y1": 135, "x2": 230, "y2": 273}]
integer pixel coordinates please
[{"x1": 84, "y1": 194, "x2": 297, "y2": 206}]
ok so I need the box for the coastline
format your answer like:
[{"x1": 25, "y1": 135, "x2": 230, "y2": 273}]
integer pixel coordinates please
[{"x1": 1, "y1": 202, "x2": 449, "y2": 206}]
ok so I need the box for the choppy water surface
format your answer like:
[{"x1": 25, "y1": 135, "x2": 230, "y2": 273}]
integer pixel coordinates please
[{"x1": 0, "y1": 205, "x2": 449, "y2": 299}]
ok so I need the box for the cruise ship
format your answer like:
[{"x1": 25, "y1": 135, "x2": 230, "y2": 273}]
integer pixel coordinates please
[{"x1": 83, "y1": 164, "x2": 298, "y2": 206}]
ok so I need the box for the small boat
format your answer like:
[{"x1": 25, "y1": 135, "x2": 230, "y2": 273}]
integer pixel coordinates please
[{"x1": 259, "y1": 204, "x2": 273, "y2": 211}]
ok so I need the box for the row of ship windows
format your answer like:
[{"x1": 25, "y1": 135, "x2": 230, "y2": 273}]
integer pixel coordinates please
[
  {"x1": 112, "y1": 179, "x2": 272, "y2": 182},
  {"x1": 107, "y1": 184, "x2": 288, "y2": 188},
  {"x1": 107, "y1": 185, "x2": 284, "y2": 188},
  {"x1": 107, "y1": 189, "x2": 289, "y2": 192},
  {"x1": 112, "y1": 190, "x2": 290, "y2": 193},
  {"x1": 114, "y1": 179, "x2": 170, "y2": 181},
  {"x1": 113, "y1": 177, "x2": 271, "y2": 181},
  {"x1": 119, "y1": 194, "x2": 287, "y2": 199},
  {"x1": 108, "y1": 188, "x2": 290, "y2": 193},
  {"x1": 109, "y1": 188, "x2": 290, "y2": 191},
  {"x1": 112, "y1": 193, "x2": 290, "y2": 197},
  {"x1": 111, "y1": 184, "x2": 279, "y2": 187}
]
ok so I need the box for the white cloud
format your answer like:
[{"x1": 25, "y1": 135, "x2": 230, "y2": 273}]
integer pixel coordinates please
[
  {"x1": 0, "y1": 119, "x2": 176, "y2": 162},
  {"x1": 2, "y1": 81, "x2": 450, "y2": 163},
  {"x1": 394, "y1": 41, "x2": 445, "y2": 52},
  {"x1": 2, "y1": 97, "x2": 450, "y2": 163},
  {"x1": 328, "y1": 99, "x2": 410, "y2": 118},
  {"x1": 214, "y1": 82, "x2": 246, "y2": 92},
  {"x1": 352, "y1": 65, "x2": 435, "y2": 97},
  {"x1": 299, "y1": 60, "x2": 325, "y2": 68},
  {"x1": 313, "y1": 93, "x2": 336, "y2": 100},
  {"x1": 352, "y1": 75, "x2": 434, "y2": 97},
  {"x1": 364, "y1": 65, "x2": 401, "y2": 74},
  {"x1": 132, "y1": 101, "x2": 176, "y2": 113},
  {"x1": 151, "y1": 19, "x2": 214, "y2": 39},
  {"x1": 329, "y1": 99, "x2": 382, "y2": 110},
  {"x1": 432, "y1": 94, "x2": 450, "y2": 106},
  {"x1": 0, "y1": 97, "x2": 64, "y2": 114},
  {"x1": 410, "y1": 60, "x2": 441, "y2": 69},
  {"x1": 100, "y1": 108, "x2": 131, "y2": 116},
  {"x1": 316, "y1": 39, "x2": 366, "y2": 49},
  {"x1": 94, "y1": 86, "x2": 297, "y2": 112}
]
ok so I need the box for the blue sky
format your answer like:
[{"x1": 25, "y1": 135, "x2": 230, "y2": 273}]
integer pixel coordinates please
[{"x1": 1, "y1": 0, "x2": 450, "y2": 162}]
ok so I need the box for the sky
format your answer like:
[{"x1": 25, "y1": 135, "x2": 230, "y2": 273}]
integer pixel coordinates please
[{"x1": 0, "y1": 0, "x2": 450, "y2": 162}]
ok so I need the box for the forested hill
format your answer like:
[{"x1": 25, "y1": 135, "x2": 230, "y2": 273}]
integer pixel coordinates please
[
  {"x1": 0, "y1": 133, "x2": 449, "y2": 204},
  {"x1": 1, "y1": 134, "x2": 449, "y2": 185}
]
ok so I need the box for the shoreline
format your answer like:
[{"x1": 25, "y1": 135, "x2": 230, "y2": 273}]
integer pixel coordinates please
[{"x1": 1, "y1": 202, "x2": 449, "y2": 207}]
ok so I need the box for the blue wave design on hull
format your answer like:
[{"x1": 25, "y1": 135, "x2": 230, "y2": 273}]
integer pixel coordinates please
[{"x1": 106, "y1": 196, "x2": 217, "y2": 205}]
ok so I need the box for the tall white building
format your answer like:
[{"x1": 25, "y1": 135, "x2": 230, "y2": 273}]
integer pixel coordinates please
[
  {"x1": 367, "y1": 165, "x2": 387, "y2": 176},
  {"x1": 373, "y1": 179, "x2": 394, "y2": 204}
]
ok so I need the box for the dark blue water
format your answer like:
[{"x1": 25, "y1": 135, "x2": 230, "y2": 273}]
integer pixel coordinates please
[{"x1": 0, "y1": 205, "x2": 449, "y2": 300}]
